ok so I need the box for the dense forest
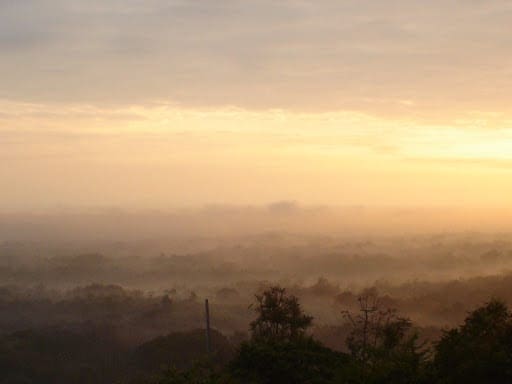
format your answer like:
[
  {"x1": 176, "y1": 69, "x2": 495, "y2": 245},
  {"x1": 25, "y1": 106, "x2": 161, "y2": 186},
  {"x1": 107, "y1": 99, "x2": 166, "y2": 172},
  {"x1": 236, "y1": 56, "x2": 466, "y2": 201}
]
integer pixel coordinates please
[
  {"x1": 1, "y1": 284, "x2": 511, "y2": 383},
  {"x1": 2, "y1": 231, "x2": 512, "y2": 383}
]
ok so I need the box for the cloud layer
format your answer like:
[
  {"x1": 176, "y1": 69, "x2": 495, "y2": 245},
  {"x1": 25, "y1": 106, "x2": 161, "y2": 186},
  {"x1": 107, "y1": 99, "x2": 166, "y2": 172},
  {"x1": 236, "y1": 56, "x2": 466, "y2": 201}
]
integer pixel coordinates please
[{"x1": 1, "y1": 0, "x2": 512, "y2": 116}]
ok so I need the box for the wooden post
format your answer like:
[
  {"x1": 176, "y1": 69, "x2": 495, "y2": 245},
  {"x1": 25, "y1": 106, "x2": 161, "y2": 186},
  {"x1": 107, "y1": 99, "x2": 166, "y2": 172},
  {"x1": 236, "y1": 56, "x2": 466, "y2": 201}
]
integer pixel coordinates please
[{"x1": 205, "y1": 299, "x2": 211, "y2": 354}]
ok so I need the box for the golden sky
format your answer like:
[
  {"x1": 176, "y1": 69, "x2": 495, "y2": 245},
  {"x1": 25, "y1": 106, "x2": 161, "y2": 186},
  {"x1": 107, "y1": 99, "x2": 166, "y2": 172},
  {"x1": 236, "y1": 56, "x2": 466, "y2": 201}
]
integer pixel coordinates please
[{"x1": 1, "y1": 1, "x2": 512, "y2": 210}]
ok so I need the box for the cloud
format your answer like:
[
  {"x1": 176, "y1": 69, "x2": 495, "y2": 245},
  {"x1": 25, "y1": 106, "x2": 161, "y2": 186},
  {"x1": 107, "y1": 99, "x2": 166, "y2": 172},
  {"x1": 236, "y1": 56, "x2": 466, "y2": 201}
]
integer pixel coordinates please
[{"x1": 1, "y1": 0, "x2": 512, "y2": 117}]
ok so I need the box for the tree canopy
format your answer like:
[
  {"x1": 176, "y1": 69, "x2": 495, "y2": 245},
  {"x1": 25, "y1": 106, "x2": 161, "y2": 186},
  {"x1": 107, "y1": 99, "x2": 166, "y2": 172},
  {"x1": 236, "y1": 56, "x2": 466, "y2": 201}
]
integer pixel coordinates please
[
  {"x1": 433, "y1": 299, "x2": 512, "y2": 384},
  {"x1": 250, "y1": 286, "x2": 313, "y2": 342}
]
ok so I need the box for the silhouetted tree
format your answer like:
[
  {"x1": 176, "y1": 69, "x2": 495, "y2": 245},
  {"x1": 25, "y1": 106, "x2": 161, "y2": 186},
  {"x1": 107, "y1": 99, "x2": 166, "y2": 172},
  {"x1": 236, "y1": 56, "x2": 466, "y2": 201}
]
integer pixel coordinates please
[
  {"x1": 231, "y1": 286, "x2": 348, "y2": 383},
  {"x1": 342, "y1": 289, "x2": 427, "y2": 383},
  {"x1": 432, "y1": 299, "x2": 512, "y2": 384},
  {"x1": 250, "y1": 286, "x2": 313, "y2": 342}
]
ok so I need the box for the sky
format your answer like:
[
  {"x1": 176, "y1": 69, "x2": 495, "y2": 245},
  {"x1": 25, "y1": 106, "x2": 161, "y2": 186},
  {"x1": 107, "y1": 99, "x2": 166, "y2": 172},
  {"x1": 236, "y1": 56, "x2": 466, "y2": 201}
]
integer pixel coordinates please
[{"x1": 1, "y1": 0, "x2": 512, "y2": 211}]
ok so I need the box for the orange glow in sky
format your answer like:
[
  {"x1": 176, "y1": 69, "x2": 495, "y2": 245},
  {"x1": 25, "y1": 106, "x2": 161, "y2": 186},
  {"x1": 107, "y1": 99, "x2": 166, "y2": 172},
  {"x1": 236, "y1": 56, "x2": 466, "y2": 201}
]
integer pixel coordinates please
[{"x1": 2, "y1": 1, "x2": 512, "y2": 211}]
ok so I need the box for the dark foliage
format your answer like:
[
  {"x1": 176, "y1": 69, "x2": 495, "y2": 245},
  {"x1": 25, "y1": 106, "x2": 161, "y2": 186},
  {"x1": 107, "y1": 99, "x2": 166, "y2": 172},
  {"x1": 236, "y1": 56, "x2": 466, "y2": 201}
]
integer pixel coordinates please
[
  {"x1": 342, "y1": 290, "x2": 428, "y2": 383},
  {"x1": 0, "y1": 327, "x2": 126, "y2": 384},
  {"x1": 231, "y1": 337, "x2": 348, "y2": 384},
  {"x1": 432, "y1": 299, "x2": 512, "y2": 384},
  {"x1": 1, "y1": 284, "x2": 512, "y2": 384},
  {"x1": 250, "y1": 286, "x2": 313, "y2": 342},
  {"x1": 131, "y1": 329, "x2": 234, "y2": 378}
]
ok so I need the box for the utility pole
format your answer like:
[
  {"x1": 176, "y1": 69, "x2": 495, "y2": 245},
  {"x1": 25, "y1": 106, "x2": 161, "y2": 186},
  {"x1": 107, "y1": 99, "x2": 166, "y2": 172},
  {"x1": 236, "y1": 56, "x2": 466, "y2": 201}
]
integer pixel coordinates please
[
  {"x1": 205, "y1": 299, "x2": 211, "y2": 354},
  {"x1": 358, "y1": 294, "x2": 378, "y2": 379}
]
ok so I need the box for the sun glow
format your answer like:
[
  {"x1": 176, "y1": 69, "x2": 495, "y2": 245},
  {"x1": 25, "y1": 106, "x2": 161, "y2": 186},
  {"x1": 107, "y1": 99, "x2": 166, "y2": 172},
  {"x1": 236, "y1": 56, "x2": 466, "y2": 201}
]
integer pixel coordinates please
[{"x1": 2, "y1": 98, "x2": 512, "y2": 210}]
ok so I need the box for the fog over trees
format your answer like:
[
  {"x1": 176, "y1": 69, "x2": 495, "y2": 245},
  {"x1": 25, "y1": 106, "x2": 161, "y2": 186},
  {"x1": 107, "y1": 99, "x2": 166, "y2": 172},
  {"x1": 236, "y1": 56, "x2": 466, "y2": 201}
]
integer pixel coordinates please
[{"x1": 2, "y1": 208, "x2": 512, "y2": 382}]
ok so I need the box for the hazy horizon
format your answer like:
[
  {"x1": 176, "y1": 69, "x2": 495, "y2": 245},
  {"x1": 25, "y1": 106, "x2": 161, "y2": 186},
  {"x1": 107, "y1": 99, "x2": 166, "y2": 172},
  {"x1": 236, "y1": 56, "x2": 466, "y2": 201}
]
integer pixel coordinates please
[{"x1": 4, "y1": 203, "x2": 512, "y2": 243}]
